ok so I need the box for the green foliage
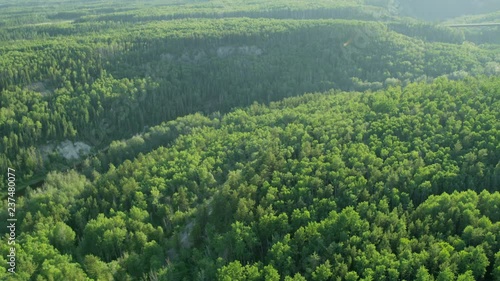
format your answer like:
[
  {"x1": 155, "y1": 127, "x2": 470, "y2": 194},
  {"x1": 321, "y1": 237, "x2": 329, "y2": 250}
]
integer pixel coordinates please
[
  {"x1": 1, "y1": 1, "x2": 500, "y2": 280},
  {"x1": 6, "y1": 76, "x2": 495, "y2": 280},
  {"x1": 1, "y1": 1, "x2": 498, "y2": 192}
]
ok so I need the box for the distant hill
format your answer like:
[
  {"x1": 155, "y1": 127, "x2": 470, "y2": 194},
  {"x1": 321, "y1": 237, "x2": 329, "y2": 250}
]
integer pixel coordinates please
[
  {"x1": 1, "y1": 1, "x2": 500, "y2": 280},
  {"x1": 398, "y1": 0, "x2": 500, "y2": 21}
]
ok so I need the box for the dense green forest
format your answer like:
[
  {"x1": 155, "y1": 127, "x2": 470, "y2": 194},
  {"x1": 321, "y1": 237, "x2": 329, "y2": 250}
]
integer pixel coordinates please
[
  {"x1": 1, "y1": 0, "x2": 499, "y2": 280},
  {"x1": 443, "y1": 11, "x2": 500, "y2": 44},
  {"x1": 1, "y1": 8, "x2": 498, "y2": 190},
  {"x1": 2, "y1": 76, "x2": 500, "y2": 280}
]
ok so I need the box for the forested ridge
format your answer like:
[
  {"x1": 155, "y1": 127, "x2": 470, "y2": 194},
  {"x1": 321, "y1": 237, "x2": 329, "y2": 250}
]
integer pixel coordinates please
[
  {"x1": 2, "y1": 76, "x2": 500, "y2": 280},
  {"x1": 1, "y1": 0, "x2": 500, "y2": 280},
  {"x1": 1, "y1": 17, "x2": 498, "y2": 190},
  {"x1": 444, "y1": 11, "x2": 500, "y2": 45}
]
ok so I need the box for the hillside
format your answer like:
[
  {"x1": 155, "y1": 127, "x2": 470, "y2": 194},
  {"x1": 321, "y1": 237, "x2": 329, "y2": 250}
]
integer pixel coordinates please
[
  {"x1": 0, "y1": 1, "x2": 499, "y2": 280},
  {"x1": 444, "y1": 10, "x2": 500, "y2": 45},
  {"x1": 0, "y1": 17, "x2": 498, "y2": 191},
  {"x1": 2, "y1": 76, "x2": 500, "y2": 280}
]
